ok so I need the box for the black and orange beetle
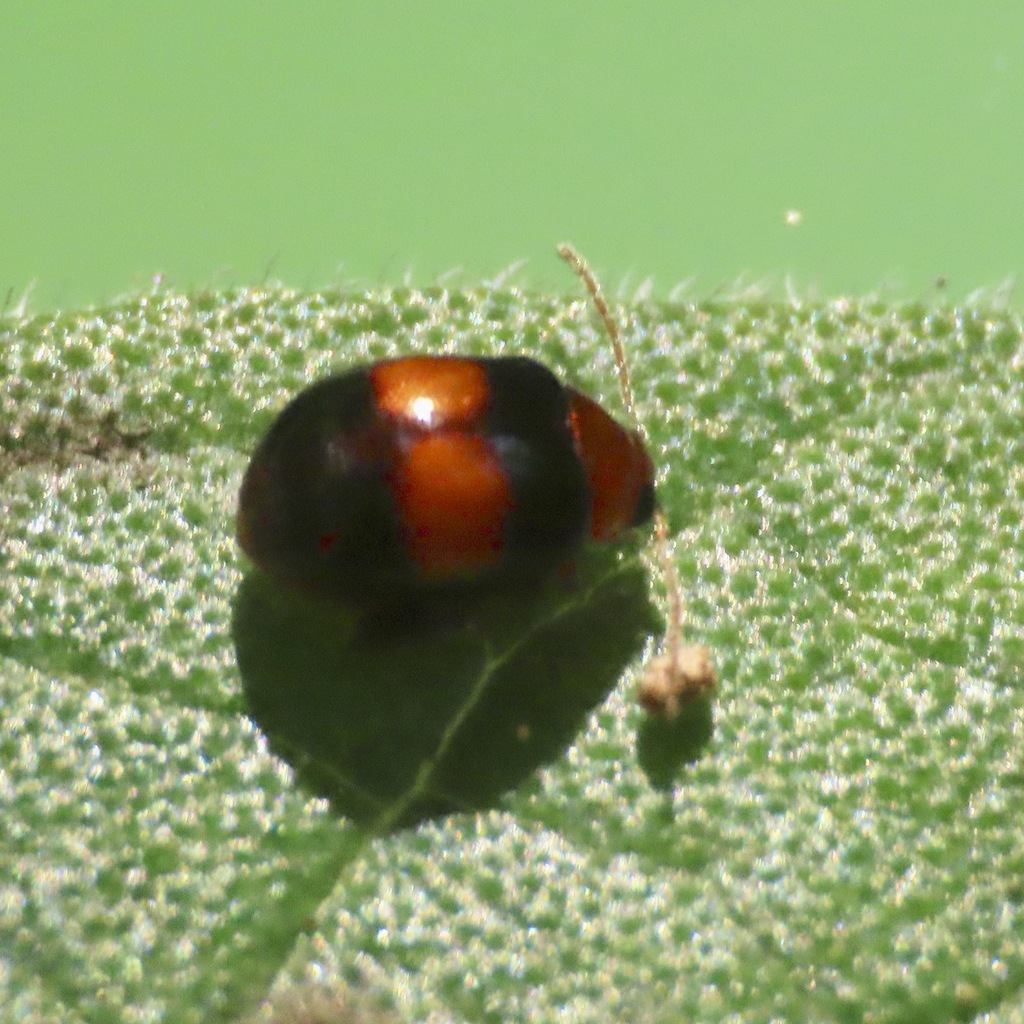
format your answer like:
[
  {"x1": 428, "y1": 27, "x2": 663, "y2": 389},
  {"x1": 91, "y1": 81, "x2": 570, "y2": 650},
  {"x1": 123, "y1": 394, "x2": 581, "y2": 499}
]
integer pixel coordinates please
[{"x1": 238, "y1": 350, "x2": 654, "y2": 604}]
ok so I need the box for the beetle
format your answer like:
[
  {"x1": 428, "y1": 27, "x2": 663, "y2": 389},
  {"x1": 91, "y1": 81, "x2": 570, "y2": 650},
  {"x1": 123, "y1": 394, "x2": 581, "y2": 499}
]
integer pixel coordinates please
[{"x1": 237, "y1": 351, "x2": 655, "y2": 606}]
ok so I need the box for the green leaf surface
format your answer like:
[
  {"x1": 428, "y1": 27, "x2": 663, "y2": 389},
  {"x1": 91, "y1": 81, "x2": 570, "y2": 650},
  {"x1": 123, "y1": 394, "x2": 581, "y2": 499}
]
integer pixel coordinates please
[{"x1": 2, "y1": 285, "x2": 1023, "y2": 1023}]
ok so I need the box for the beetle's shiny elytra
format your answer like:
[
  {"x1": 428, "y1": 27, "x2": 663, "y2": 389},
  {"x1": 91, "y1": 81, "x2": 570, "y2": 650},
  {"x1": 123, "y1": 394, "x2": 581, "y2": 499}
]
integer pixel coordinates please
[{"x1": 237, "y1": 353, "x2": 655, "y2": 605}]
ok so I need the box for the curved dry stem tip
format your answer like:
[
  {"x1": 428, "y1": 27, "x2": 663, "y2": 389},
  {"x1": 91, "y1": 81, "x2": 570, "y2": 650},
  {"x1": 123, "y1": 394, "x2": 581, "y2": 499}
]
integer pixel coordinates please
[
  {"x1": 557, "y1": 241, "x2": 717, "y2": 718},
  {"x1": 556, "y1": 242, "x2": 637, "y2": 426}
]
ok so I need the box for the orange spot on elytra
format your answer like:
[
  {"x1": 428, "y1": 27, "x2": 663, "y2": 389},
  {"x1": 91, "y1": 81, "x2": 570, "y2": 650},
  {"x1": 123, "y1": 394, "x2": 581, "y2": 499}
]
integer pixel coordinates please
[
  {"x1": 392, "y1": 432, "x2": 512, "y2": 579},
  {"x1": 371, "y1": 357, "x2": 490, "y2": 429}
]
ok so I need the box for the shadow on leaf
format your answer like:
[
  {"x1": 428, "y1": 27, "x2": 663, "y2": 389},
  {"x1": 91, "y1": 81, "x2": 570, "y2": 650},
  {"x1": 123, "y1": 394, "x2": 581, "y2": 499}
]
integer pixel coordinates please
[
  {"x1": 232, "y1": 547, "x2": 658, "y2": 832},
  {"x1": 635, "y1": 694, "x2": 715, "y2": 791}
]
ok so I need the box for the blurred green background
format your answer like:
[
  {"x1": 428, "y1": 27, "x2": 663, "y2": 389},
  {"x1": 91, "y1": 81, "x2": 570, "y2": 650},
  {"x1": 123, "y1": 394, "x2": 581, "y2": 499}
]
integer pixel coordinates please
[{"x1": 4, "y1": 3, "x2": 1023, "y2": 313}]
